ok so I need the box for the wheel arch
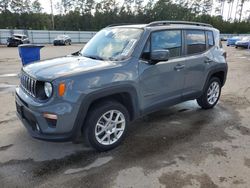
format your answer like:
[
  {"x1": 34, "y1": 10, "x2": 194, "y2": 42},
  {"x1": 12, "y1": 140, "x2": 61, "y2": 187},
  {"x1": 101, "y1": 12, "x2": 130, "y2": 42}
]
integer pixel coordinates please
[
  {"x1": 210, "y1": 71, "x2": 225, "y2": 86},
  {"x1": 204, "y1": 67, "x2": 227, "y2": 91},
  {"x1": 71, "y1": 85, "x2": 140, "y2": 140}
]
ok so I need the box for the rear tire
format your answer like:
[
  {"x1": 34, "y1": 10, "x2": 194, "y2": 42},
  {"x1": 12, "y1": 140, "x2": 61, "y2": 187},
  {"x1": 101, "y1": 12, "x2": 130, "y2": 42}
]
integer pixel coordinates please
[
  {"x1": 197, "y1": 77, "x2": 221, "y2": 109},
  {"x1": 83, "y1": 100, "x2": 129, "y2": 151}
]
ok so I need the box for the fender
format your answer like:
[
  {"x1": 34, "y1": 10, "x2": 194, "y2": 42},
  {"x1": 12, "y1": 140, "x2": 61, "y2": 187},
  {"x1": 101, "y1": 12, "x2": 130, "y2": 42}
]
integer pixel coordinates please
[
  {"x1": 71, "y1": 84, "x2": 140, "y2": 140},
  {"x1": 203, "y1": 64, "x2": 228, "y2": 91}
]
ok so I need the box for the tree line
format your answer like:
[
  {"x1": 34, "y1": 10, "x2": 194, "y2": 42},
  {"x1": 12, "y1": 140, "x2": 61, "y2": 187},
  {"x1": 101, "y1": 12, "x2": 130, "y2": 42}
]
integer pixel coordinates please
[{"x1": 0, "y1": 0, "x2": 250, "y2": 33}]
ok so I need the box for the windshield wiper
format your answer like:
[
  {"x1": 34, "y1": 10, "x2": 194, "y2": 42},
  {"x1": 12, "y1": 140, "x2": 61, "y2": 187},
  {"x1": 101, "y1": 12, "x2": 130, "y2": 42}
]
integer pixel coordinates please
[
  {"x1": 72, "y1": 51, "x2": 81, "y2": 56},
  {"x1": 84, "y1": 55, "x2": 104, "y2": 60}
]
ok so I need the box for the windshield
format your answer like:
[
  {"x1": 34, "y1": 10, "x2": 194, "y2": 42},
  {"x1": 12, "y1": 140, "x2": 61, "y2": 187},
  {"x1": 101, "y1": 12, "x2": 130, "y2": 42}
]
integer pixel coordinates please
[
  {"x1": 56, "y1": 35, "x2": 67, "y2": 39},
  {"x1": 242, "y1": 37, "x2": 250, "y2": 41},
  {"x1": 80, "y1": 28, "x2": 143, "y2": 61},
  {"x1": 13, "y1": 35, "x2": 22, "y2": 39}
]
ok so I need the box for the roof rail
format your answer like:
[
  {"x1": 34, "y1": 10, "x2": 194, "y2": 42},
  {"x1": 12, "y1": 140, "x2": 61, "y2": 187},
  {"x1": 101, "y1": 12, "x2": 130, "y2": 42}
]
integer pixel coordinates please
[
  {"x1": 147, "y1": 21, "x2": 213, "y2": 27},
  {"x1": 106, "y1": 23, "x2": 139, "y2": 27}
]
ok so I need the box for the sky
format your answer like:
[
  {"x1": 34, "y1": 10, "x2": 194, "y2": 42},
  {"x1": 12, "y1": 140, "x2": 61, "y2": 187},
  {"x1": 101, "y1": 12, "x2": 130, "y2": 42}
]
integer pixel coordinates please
[
  {"x1": 39, "y1": 0, "x2": 60, "y2": 14},
  {"x1": 38, "y1": 0, "x2": 250, "y2": 21}
]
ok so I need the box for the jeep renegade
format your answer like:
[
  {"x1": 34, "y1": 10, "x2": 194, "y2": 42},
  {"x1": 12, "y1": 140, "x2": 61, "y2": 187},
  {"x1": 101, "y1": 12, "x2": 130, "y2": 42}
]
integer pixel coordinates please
[{"x1": 15, "y1": 21, "x2": 228, "y2": 151}]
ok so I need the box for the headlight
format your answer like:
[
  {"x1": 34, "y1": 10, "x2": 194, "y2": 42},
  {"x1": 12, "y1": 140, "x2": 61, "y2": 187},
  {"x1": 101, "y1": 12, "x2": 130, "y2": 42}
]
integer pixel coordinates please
[{"x1": 44, "y1": 82, "x2": 53, "y2": 98}]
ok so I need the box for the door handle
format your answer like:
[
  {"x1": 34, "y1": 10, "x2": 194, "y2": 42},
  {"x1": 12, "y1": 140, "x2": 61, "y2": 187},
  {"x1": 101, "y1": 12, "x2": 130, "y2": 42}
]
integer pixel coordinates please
[
  {"x1": 174, "y1": 64, "x2": 185, "y2": 71},
  {"x1": 204, "y1": 59, "x2": 213, "y2": 64}
]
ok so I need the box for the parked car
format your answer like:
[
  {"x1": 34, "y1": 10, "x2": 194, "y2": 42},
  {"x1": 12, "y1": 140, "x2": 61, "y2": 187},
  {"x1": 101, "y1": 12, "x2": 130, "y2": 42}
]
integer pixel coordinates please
[
  {"x1": 235, "y1": 36, "x2": 250, "y2": 48},
  {"x1": 53, "y1": 35, "x2": 71, "y2": 46},
  {"x1": 7, "y1": 34, "x2": 30, "y2": 47},
  {"x1": 15, "y1": 21, "x2": 228, "y2": 151},
  {"x1": 227, "y1": 36, "x2": 241, "y2": 46},
  {"x1": 220, "y1": 36, "x2": 228, "y2": 41}
]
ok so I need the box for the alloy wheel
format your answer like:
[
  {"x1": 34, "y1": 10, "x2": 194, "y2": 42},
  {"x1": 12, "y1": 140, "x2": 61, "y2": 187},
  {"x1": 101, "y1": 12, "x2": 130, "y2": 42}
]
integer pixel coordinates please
[
  {"x1": 95, "y1": 110, "x2": 126, "y2": 146},
  {"x1": 207, "y1": 81, "x2": 220, "y2": 105}
]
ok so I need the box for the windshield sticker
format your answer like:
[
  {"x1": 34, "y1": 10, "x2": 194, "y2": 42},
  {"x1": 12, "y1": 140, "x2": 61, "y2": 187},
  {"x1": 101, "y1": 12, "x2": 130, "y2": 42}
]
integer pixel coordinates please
[{"x1": 121, "y1": 39, "x2": 137, "y2": 56}]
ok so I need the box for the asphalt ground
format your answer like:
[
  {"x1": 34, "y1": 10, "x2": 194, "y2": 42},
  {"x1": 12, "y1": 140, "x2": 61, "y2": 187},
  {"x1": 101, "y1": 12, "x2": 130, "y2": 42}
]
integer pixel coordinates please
[{"x1": 0, "y1": 43, "x2": 250, "y2": 188}]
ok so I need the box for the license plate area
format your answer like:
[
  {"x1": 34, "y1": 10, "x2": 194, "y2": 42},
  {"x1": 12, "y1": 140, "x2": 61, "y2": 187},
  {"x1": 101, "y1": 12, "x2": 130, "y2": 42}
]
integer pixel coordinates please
[{"x1": 16, "y1": 101, "x2": 38, "y2": 131}]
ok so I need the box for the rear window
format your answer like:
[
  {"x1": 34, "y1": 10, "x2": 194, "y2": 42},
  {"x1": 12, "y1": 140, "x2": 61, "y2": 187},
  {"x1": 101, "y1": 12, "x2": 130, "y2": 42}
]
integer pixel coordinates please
[{"x1": 186, "y1": 30, "x2": 206, "y2": 55}]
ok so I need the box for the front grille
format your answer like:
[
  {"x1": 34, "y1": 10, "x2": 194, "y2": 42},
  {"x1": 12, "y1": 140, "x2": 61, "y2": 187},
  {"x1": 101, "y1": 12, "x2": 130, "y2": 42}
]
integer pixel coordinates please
[{"x1": 20, "y1": 72, "x2": 37, "y2": 97}]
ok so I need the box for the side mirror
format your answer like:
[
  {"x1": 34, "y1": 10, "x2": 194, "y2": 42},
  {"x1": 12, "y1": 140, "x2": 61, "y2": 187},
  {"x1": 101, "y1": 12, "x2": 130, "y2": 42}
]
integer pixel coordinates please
[{"x1": 151, "y1": 50, "x2": 170, "y2": 63}]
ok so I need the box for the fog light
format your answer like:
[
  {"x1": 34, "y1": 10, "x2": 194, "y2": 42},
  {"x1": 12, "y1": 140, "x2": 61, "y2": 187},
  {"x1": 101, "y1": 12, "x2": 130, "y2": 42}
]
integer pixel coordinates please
[
  {"x1": 43, "y1": 113, "x2": 57, "y2": 120},
  {"x1": 43, "y1": 113, "x2": 57, "y2": 127}
]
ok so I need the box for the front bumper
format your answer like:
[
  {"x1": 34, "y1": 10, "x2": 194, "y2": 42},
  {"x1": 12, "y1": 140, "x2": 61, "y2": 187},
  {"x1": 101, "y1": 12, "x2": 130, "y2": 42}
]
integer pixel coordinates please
[
  {"x1": 7, "y1": 41, "x2": 20, "y2": 47},
  {"x1": 15, "y1": 87, "x2": 81, "y2": 142},
  {"x1": 53, "y1": 40, "x2": 65, "y2": 45},
  {"x1": 235, "y1": 43, "x2": 250, "y2": 48},
  {"x1": 227, "y1": 41, "x2": 236, "y2": 46}
]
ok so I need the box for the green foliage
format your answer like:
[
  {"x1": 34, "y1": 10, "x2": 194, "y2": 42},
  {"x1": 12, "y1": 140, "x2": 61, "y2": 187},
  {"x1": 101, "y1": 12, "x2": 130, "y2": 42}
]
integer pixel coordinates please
[
  {"x1": 0, "y1": 0, "x2": 9, "y2": 12},
  {"x1": 0, "y1": 0, "x2": 249, "y2": 33},
  {"x1": 32, "y1": 0, "x2": 43, "y2": 13},
  {"x1": 10, "y1": 0, "x2": 24, "y2": 14}
]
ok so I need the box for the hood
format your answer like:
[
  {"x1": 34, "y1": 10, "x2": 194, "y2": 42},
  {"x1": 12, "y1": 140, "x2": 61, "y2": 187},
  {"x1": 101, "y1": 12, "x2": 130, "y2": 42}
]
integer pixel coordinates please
[
  {"x1": 228, "y1": 37, "x2": 241, "y2": 41},
  {"x1": 23, "y1": 56, "x2": 117, "y2": 80}
]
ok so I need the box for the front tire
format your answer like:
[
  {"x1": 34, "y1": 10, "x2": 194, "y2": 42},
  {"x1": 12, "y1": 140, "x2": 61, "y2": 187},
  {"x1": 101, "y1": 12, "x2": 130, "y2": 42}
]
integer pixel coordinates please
[
  {"x1": 197, "y1": 77, "x2": 221, "y2": 109},
  {"x1": 83, "y1": 100, "x2": 129, "y2": 151}
]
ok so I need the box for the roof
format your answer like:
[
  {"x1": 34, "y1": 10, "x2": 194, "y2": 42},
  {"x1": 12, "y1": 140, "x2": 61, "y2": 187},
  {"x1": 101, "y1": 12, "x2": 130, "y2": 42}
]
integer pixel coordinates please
[
  {"x1": 147, "y1": 21, "x2": 212, "y2": 27},
  {"x1": 107, "y1": 24, "x2": 146, "y2": 28},
  {"x1": 107, "y1": 21, "x2": 214, "y2": 30}
]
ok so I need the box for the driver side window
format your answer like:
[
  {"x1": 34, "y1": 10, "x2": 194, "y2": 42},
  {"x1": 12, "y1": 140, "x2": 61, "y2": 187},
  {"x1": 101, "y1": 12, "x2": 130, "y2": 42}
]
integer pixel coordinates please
[{"x1": 141, "y1": 30, "x2": 182, "y2": 60}]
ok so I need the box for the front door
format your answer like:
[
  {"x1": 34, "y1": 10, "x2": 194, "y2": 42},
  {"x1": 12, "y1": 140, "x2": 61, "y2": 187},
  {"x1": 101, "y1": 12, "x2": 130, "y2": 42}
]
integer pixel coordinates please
[{"x1": 138, "y1": 29, "x2": 185, "y2": 113}]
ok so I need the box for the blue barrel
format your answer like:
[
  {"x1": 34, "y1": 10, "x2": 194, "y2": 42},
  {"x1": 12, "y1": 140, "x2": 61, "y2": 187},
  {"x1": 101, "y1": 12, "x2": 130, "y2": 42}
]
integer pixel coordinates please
[{"x1": 18, "y1": 44, "x2": 44, "y2": 66}]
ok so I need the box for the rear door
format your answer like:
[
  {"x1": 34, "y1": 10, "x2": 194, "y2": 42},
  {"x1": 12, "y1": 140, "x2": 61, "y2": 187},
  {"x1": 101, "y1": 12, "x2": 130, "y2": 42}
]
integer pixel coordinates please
[{"x1": 182, "y1": 29, "x2": 214, "y2": 98}]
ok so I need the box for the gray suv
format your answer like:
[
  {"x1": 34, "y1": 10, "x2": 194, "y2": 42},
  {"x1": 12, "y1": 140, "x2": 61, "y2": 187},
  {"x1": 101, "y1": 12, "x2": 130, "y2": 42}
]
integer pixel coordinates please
[{"x1": 15, "y1": 21, "x2": 228, "y2": 151}]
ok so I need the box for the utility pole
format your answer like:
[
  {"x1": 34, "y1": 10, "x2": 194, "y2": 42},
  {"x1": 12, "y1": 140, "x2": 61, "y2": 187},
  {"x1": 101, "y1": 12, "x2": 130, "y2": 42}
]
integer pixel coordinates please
[{"x1": 50, "y1": 0, "x2": 55, "y2": 30}]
